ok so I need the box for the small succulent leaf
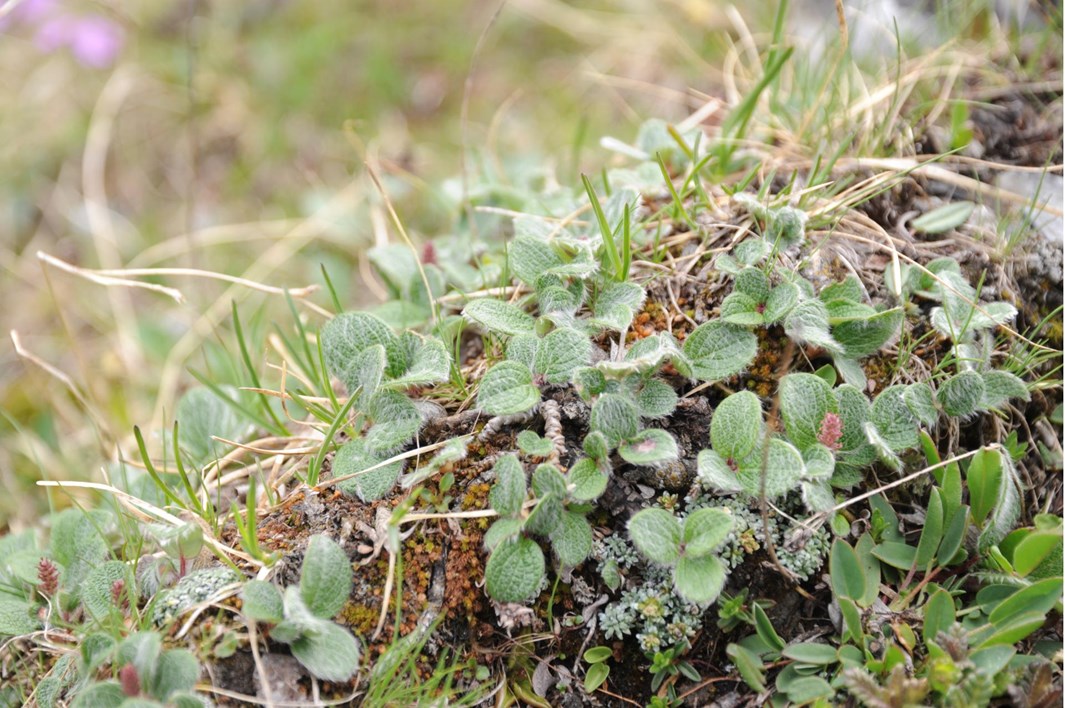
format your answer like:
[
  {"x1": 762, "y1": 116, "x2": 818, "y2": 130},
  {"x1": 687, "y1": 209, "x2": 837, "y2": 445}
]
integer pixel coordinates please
[
  {"x1": 334, "y1": 439, "x2": 404, "y2": 502},
  {"x1": 820, "y1": 277, "x2": 864, "y2": 304},
  {"x1": 150, "y1": 649, "x2": 199, "y2": 699},
  {"x1": 628, "y1": 508, "x2": 682, "y2": 567},
  {"x1": 386, "y1": 336, "x2": 450, "y2": 388},
  {"x1": 364, "y1": 391, "x2": 421, "y2": 451},
  {"x1": 509, "y1": 236, "x2": 563, "y2": 287},
  {"x1": 567, "y1": 458, "x2": 609, "y2": 501},
  {"x1": 489, "y1": 455, "x2": 527, "y2": 517},
  {"x1": 483, "y1": 518, "x2": 525, "y2": 550},
  {"x1": 903, "y1": 383, "x2": 939, "y2": 428},
  {"x1": 977, "y1": 450, "x2": 1022, "y2": 551},
  {"x1": 696, "y1": 449, "x2": 745, "y2": 495},
  {"x1": 582, "y1": 431, "x2": 610, "y2": 461},
  {"x1": 829, "y1": 539, "x2": 866, "y2": 603},
  {"x1": 321, "y1": 311, "x2": 405, "y2": 381},
  {"x1": 241, "y1": 581, "x2": 284, "y2": 624},
  {"x1": 533, "y1": 327, "x2": 592, "y2": 384},
  {"x1": 833, "y1": 308, "x2": 903, "y2": 359},
  {"x1": 782, "y1": 642, "x2": 840, "y2": 666},
  {"x1": 734, "y1": 267, "x2": 770, "y2": 302},
  {"x1": 523, "y1": 495, "x2": 563, "y2": 537},
  {"x1": 618, "y1": 429, "x2": 679, "y2": 466},
  {"x1": 485, "y1": 537, "x2": 546, "y2": 603},
  {"x1": 936, "y1": 370, "x2": 986, "y2": 417},
  {"x1": 779, "y1": 373, "x2": 837, "y2": 452},
  {"x1": 300, "y1": 535, "x2": 353, "y2": 620},
  {"x1": 82, "y1": 561, "x2": 133, "y2": 620},
  {"x1": 290, "y1": 621, "x2": 361, "y2": 682},
  {"x1": 506, "y1": 334, "x2": 540, "y2": 369},
  {"x1": 784, "y1": 299, "x2": 844, "y2": 355},
  {"x1": 0, "y1": 598, "x2": 39, "y2": 636},
  {"x1": 736, "y1": 438, "x2": 805, "y2": 500},
  {"x1": 834, "y1": 384, "x2": 871, "y2": 452},
  {"x1": 911, "y1": 201, "x2": 975, "y2": 233},
  {"x1": 590, "y1": 394, "x2": 640, "y2": 447},
  {"x1": 516, "y1": 430, "x2": 555, "y2": 457},
  {"x1": 176, "y1": 386, "x2": 246, "y2": 465},
  {"x1": 870, "y1": 386, "x2": 920, "y2": 451},
  {"x1": 551, "y1": 511, "x2": 594, "y2": 568},
  {"x1": 674, "y1": 554, "x2": 727, "y2": 606},
  {"x1": 682, "y1": 320, "x2": 758, "y2": 382},
  {"x1": 682, "y1": 508, "x2": 734, "y2": 557},
  {"x1": 764, "y1": 282, "x2": 799, "y2": 323},
  {"x1": 477, "y1": 361, "x2": 540, "y2": 415},
  {"x1": 980, "y1": 370, "x2": 1030, "y2": 410},
  {"x1": 720, "y1": 292, "x2": 764, "y2": 326},
  {"x1": 531, "y1": 464, "x2": 568, "y2": 499},
  {"x1": 462, "y1": 299, "x2": 535, "y2": 336},
  {"x1": 710, "y1": 390, "x2": 763, "y2": 461},
  {"x1": 635, "y1": 379, "x2": 678, "y2": 419}
]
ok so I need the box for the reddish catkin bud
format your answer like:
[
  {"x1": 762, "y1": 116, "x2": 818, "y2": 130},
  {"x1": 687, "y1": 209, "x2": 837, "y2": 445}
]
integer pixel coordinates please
[
  {"x1": 421, "y1": 241, "x2": 437, "y2": 265},
  {"x1": 111, "y1": 579, "x2": 127, "y2": 610},
  {"x1": 119, "y1": 664, "x2": 140, "y2": 697},
  {"x1": 818, "y1": 412, "x2": 843, "y2": 451},
  {"x1": 37, "y1": 558, "x2": 59, "y2": 597}
]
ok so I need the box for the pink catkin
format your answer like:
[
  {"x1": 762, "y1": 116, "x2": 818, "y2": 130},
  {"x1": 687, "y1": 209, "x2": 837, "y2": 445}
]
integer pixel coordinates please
[
  {"x1": 817, "y1": 412, "x2": 843, "y2": 451},
  {"x1": 37, "y1": 558, "x2": 59, "y2": 597}
]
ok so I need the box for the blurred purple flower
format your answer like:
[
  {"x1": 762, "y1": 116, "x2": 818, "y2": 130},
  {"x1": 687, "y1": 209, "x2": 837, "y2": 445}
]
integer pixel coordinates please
[{"x1": 2, "y1": 0, "x2": 124, "y2": 68}]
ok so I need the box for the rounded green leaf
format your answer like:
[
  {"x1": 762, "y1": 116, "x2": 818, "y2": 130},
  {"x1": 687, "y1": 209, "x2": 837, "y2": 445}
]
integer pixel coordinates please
[
  {"x1": 516, "y1": 430, "x2": 555, "y2": 457},
  {"x1": 484, "y1": 537, "x2": 545, "y2": 603},
  {"x1": 477, "y1": 361, "x2": 540, "y2": 416},
  {"x1": 784, "y1": 676, "x2": 834, "y2": 704},
  {"x1": 489, "y1": 454, "x2": 527, "y2": 517},
  {"x1": 618, "y1": 429, "x2": 678, "y2": 466},
  {"x1": 779, "y1": 373, "x2": 837, "y2": 451},
  {"x1": 483, "y1": 518, "x2": 525, "y2": 550},
  {"x1": 871, "y1": 541, "x2": 917, "y2": 570},
  {"x1": 582, "y1": 431, "x2": 610, "y2": 461},
  {"x1": 635, "y1": 379, "x2": 678, "y2": 419},
  {"x1": 764, "y1": 282, "x2": 799, "y2": 323},
  {"x1": 523, "y1": 495, "x2": 563, "y2": 537},
  {"x1": 937, "y1": 370, "x2": 986, "y2": 417},
  {"x1": 551, "y1": 511, "x2": 593, "y2": 568},
  {"x1": 299, "y1": 535, "x2": 353, "y2": 620},
  {"x1": 334, "y1": 440, "x2": 404, "y2": 503},
  {"x1": 568, "y1": 458, "x2": 608, "y2": 501},
  {"x1": 988, "y1": 578, "x2": 1063, "y2": 628},
  {"x1": 150, "y1": 649, "x2": 199, "y2": 699},
  {"x1": 922, "y1": 588, "x2": 955, "y2": 646},
  {"x1": 736, "y1": 438, "x2": 804, "y2": 500},
  {"x1": 321, "y1": 311, "x2": 404, "y2": 381},
  {"x1": 241, "y1": 580, "x2": 283, "y2": 624},
  {"x1": 674, "y1": 554, "x2": 727, "y2": 605},
  {"x1": 696, "y1": 449, "x2": 745, "y2": 494},
  {"x1": 720, "y1": 292, "x2": 764, "y2": 326},
  {"x1": 532, "y1": 464, "x2": 567, "y2": 499},
  {"x1": 290, "y1": 621, "x2": 361, "y2": 682},
  {"x1": 590, "y1": 394, "x2": 639, "y2": 447},
  {"x1": 628, "y1": 508, "x2": 681, "y2": 567},
  {"x1": 981, "y1": 370, "x2": 1030, "y2": 410},
  {"x1": 682, "y1": 508, "x2": 734, "y2": 558},
  {"x1": 533, "y1": 327, "x2": 592, "y2": 384},
  {"x1": 82, "y1": 561, "x2": 133, "y2": 621},
  {"x1": 584, "y1": 662, "x2": 610, "y2": 693},
  {"x1": 682, "y1": 320, "x2": 758, "y2": 382},
  {"x1": 870, "y1": 385, "x2": 920, "y2": 451},
  {"x1": 462, "y1": 298, "x2": 536, "y2": 336},
  {"x1": 0, "y1": 598, "x2": 39, "y2": 637},
  {"x1": 734, "y1": 267, "x2": 770, "y2": 302},
  {"x1": 710, "y1": 390, "x2": 763, "y2": 461}
]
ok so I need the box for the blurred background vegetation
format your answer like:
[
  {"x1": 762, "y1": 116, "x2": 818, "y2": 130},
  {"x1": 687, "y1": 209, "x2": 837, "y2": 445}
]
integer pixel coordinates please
[
  {"x1": 0, "y1": 0, "x2": 748, "y2": 528},
  {"x1": 0, "y1": 0, "x2": 1058, "y2": 528}
]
